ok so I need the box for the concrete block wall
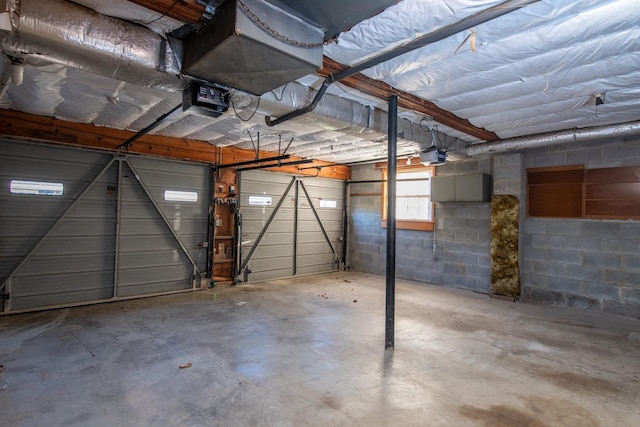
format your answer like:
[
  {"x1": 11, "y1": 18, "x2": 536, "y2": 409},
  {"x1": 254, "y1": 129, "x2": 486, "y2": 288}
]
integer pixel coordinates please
[
  {"x1": 347, "y1": 134, "x2": 640, "y2": 319},
  {"x1": 348, "y1": 158, "x2": 492, "y2": 293},
  {"x1": 521, "y1": 134, "x2": 640, "y2": 318},
  {"x1": 347, "y1": 165, "x2": 385, "y2": 275}
]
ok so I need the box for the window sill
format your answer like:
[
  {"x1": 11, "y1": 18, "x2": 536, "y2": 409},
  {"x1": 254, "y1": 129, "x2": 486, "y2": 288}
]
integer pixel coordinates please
[{"x1": 380, "y1": 220, "x2": 434, "y2": 231}]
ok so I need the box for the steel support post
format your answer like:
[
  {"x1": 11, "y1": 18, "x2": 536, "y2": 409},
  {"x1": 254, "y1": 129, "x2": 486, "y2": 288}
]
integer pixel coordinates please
[{"x1": 385, "y1": 95, "x2": 398, "y2": 351}]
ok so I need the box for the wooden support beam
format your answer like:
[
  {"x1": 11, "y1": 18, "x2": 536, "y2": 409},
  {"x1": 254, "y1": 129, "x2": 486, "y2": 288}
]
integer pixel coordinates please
[
  {"x1": 320, "y1": 57, "x2": 499, "y2": 142},
  {"x1": 0, "y1": 110, "x2": 350, "y2": 180}
]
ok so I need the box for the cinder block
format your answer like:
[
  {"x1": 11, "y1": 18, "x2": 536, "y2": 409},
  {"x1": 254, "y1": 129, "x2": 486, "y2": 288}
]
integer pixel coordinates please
[
  {"x1": 565, "y1": 237, "x2": 601, "y2": 252},
  {"x1": 580, "y1": 222, "x2": 620, "y2": 238},
  {"x1": 565, "y1": 293, "x2": 601, "y2": 311},
  {"x1": 531, "y1": 234, "x2": 564, "y2": 249},
  {"x1": 532, "y1": 151, "x2": 567, "y2": 168},
  {"x1": 366, "y1": 244, "x2": 382, "y2": 255},
  {"x1": 455, "y1": 229, "x2": 479, "y2": 243},
  {"x1": 466, "y1": 242, "x2": 490, "y2": 255},
  {"x1": 566, "y1": 147, "x2": 603, "y2": 165},
  {"x1": 566, "y1": 264, "x2": 602, "y2": 281},
  {"x1": 444, "y1": 262, "x2": 466, "y2": 275},
  {"x1": 545, "y1": 261, "x2": 566, "y2": 278},
  {"x1": 520, "y1": 285, "x2": 533, "y2": 301},
  {"x1": 401, "y1": 238, "x2": 424, "y2": 250},
  {"x1": 603, "y1": 143, "x2": 640, "y2": 164},
  {"x1": 466, "y1": 265, "x2": 490, "y2": 282},
  {"x1": 494, "y1": 180, "x2": 522, "y2": 196},
  {"x1": 521, "y1": 259, "x2": 535, "y2": 273},
  {"x1": 494, "y1": 165, "x2": 522, "y2": 181},
  {"x1": 493, "y1": 153, "x2": 523, "y2": 168},
  {"x1": 434, "y1": 250, "x2": 455, "y2": 263},
  {"x1": 444, "y1": 241, "x2": 466, "y2": 254},
  {"x1": 548, "y1": 249, "x2": 581, "y2": 265},
  {"x1": 455, "y1": 160, "x2": 480, "y2": 174},
  {"x1": 583, "y1": 252, "x2": 621, "y2": 269},
  {"x1": 618, "y1": 223, "x2": 640, "y2": 239},
  {"x1": 624, "y1": 254, "x2": 640, "y2": 272},
  {"x1": 530, "y1": 288, "x2": 564, "y2": 306},
  {"x1": 545, "y1": 220, "x2": 582, "y2": 236},
  {"x1": 621, "y1": 287, "x2": 640, "y2": 304},
  {"x1": 522, "y1": 273, "x2": 548, "y2": 288},
  {"x1": 548, "y1": 277, "x2": 581, "y2": 294},
  {"x1": 602, "y1": 300, "x2": 640, "y2": 319},
  {"x1": 582, "y1": 281, "x2": 620, "y2": 300},
  {"x1": 452, "y1": 275, "x2": 477, "y2": 291},
  {"x1": 455, "y1": 253, "x2": 477, "y2": 266},
  {"x1": 477, "y1": 254, "x2": 491, "y2": 268},
  {"x1": 525, "y1": 247, "x2": 548, "y2": 262}
]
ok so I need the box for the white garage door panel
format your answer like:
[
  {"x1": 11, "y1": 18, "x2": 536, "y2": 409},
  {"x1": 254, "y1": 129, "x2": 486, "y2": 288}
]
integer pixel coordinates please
[{"x1": 0, "y1": 140, "x2": 210, "y2": 313}]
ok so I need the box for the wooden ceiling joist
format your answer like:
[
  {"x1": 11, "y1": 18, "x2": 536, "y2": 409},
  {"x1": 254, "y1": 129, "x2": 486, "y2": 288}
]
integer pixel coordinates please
[{"x1": 320, "y1": 57, "x2": 499, "y2": 142}]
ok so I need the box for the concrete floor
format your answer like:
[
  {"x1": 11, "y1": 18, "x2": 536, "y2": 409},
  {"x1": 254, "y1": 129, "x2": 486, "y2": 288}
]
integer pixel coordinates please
[{"x1": 1, "y1": 272, "x2": 639, "y2": 427}]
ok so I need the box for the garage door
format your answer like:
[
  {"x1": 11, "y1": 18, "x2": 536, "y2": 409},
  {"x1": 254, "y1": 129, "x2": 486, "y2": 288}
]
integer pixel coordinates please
[
  {"x1": 0, "y1": 140, "x2": 209, "y2": 313},
  {"x1": 238, "y1": 170, "x2": 344, "y2": 282}
]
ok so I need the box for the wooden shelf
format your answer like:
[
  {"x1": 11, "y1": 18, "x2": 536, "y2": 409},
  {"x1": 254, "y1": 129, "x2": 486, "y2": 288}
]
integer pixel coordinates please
[
  {"x1": 214, "y1": 259, "x2": 233, "y2": 264},
  {"x1": 215, "y1": 235, "x2": 233, "y2": 239}
]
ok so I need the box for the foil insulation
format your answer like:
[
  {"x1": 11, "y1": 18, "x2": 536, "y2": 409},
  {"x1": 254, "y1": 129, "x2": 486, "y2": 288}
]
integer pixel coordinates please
[{"x1": 1, "y1": 0, "x2": 184, "y2": 92}]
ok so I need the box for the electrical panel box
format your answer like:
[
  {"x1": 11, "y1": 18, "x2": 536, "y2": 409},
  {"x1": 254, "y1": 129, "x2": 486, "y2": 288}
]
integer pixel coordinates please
[
  {"x1": 432, "y1": 173, "x2": 491, "y2": 202},
  {"x1": 431, "y1": 175, "x2": 455, "y2": 202}
]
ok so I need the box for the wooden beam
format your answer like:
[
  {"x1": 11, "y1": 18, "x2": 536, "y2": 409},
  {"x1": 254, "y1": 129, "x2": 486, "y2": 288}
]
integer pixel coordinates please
[
  {"x1": 0, "y1": 110, "x2": 350, "y2": 180},
  {"x1": 126, "y1": 0, "x2": 205, "y2": 24},
  {"x1": 320, "y1": 57, "x2": 499, "y2": 142}
]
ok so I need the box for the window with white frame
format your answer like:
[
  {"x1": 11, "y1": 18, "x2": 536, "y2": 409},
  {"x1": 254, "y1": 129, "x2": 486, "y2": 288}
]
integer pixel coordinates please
[{"x1": 382, "y1": 166, "x2": 435, "y2": 231}]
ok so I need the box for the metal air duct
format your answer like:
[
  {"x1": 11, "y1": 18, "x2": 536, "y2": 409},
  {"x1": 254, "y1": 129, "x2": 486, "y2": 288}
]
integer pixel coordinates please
[
  {"x1": 182, "y1": 0, "x2": 323, "y2": 95},
  {"x1": 466, "y1": 121, "x2": 640, "y2": 156},
  {"x1": 1, "y1": 0, "x2": 184, "y2": 92}
]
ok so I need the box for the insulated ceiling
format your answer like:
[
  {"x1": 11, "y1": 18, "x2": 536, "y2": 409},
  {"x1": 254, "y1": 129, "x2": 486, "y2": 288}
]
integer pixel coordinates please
[{"x1": 0, "y1": 0, "x2": 639, "y2": 163}]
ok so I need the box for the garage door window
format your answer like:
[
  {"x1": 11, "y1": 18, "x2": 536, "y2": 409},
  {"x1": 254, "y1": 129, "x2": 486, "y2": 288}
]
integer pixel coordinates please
[
  {"x1": 10, "y1": 180, "x2": 64, "y2": 196},
  {"x1": 164, "y1": 190, "x2": 198, "y2": 202}
]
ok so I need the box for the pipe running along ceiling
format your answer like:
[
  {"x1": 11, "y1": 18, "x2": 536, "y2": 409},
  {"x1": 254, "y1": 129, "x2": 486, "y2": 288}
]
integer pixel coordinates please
[{"x1": 0, "y1": 0, "x2": 639, "y2": 163}]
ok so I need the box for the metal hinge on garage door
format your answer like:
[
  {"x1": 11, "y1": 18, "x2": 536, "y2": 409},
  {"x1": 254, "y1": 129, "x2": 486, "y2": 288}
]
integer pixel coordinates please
[{"x1": 236, "y1": 170, "x2": 345, "y2": 283}]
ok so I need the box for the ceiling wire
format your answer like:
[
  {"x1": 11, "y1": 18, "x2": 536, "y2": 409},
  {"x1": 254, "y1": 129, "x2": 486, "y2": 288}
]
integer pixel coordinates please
[
  {"x1": 138, "y1": 0, "x2": 180, "y2": 26},
  {"x1": 230, "y1": 93, "x2": 261, "y2": 122},
  {"x1": 270, "y1": 83, "x2": 288, "y2": 102}
]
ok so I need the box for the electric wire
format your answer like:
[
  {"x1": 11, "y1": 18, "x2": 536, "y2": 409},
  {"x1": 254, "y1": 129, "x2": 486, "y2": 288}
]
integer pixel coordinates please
[
  {"x1": 138, "y1": 0, "x2": 180, "y2": 26},
  {"x1": 270, "y1": 83, "x2": 288, "y2": 101},
  {"x1": 230, "y1": 94, "x2": 261, "y2": 122}
]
